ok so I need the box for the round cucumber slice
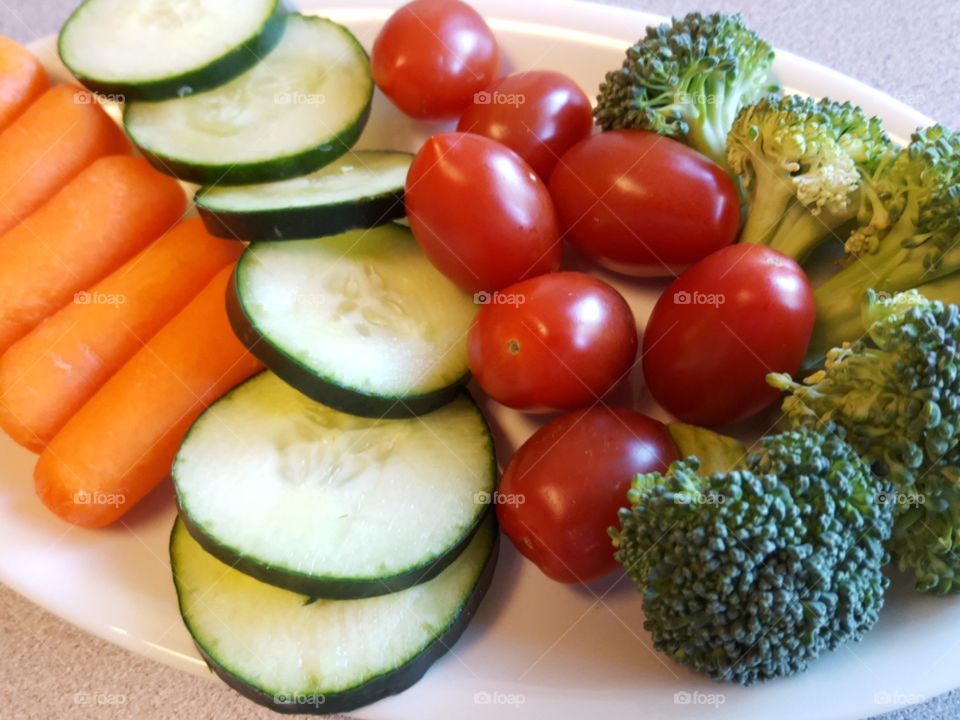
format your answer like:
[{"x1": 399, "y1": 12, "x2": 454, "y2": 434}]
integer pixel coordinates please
[
  {"x1": 173, "y1": 371, "x2": 496, "y2": 598},
  {"x1": 171, "y1": 515, "x2": 498, "y2": 715},
  {"x1": 59, "y1": 0, "x2": 285, "y2": 101},
  {"x1": 124, "y1": 14, "x2": 373, "y2": 185},
  {"x1": 227, "y1": 224, "x2": 477, "y2": 418}
]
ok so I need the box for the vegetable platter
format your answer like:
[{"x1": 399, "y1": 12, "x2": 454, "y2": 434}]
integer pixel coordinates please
[{"x1": 0, "y1": 1, "x2": 957, "y2": 719}]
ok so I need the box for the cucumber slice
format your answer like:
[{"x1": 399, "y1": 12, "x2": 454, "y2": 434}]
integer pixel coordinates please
[
  {"x1": 227, "y1": 224, "x2": 476, "y2": 418},
  {"x1": 195, "y1": 151, "x2": 412, "y2": 241},
  {"x1": 173, "y1": 371, "x2": 495, "y2": 598},
  {"x1": 124, "y1": 14, "x2": 373, "y2": 185},
  {"x1": 59, "y1": 0, "x2": 285, "y2": 101},
  {"x1": 171, "y1": 515, "x2": 497, "y2": 715}
]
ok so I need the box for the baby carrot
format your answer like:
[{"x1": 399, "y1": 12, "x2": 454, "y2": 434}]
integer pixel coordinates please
[
  {"x1": 0, "y1": 154, "x2": 186, "y2": 354},
  {"x1": 0, "y1": 37, "x2": 47, "y2": 131},
  {"x1": 34, "y1": 266, "x2": 265, "y2": 528},
  {"x1": 0, "y1": 218, "x2": 241, "y2": 452},
  {"x1": 0, "y1": 84, "x2": 128, "y2": 236}
]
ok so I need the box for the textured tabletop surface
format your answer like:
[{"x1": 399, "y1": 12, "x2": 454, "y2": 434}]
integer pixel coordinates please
[{"x1": 2, "y1": 1, "x2": 959, "y2": 719}]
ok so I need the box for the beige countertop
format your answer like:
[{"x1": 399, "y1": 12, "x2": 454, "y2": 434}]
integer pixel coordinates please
[{"x1": 2, "y1": 1, "x2": 958, "y2": 719}]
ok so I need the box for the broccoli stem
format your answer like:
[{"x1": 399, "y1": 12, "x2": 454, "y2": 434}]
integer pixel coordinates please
[
  {"x1": 807, "y1": 231, "x2": 913, "y2": 362},
  {"x1": 767, "y1": 204, "x2": 850, "y2": 262},
  {"x1": 881, "y1": 237, "x2": 960, "y2": 291},
  {"x1": 685, "y1": 79, "x2": 732, "y2": 170},
  {"x1": 665, "y1": 422, "x2": 746, "y2": 475},
  {"x1": 806, "y1": 281, "x2": 873, "y2": 367},
  {"x1": 804, "y1": 311, "x2": 864, "y2": 368},
  {"x1": 915, "y1": 272, "x2": 960, "y2": 306},
  {"x1": 810, "y1": 224, "x2": 960, "y2": 365},
  {"x1": 807, "y1": 245, "x2": 960, "y2": 366},
  {"x1": 738, "y1": 161, "x2": 801, "y2": 246}
]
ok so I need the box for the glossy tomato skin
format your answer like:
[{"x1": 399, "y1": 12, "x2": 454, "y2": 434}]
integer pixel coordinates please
[
  {"x1": 405, "y1": 132, "x2": 562, "y2": 294},
  {"x1": 642, "y1": 244, "x2": 816, "y2": 427},
  {"x1": 549, "y1": 130, "x2": 740, "y2": 277},
  {"x1": 371, "y1": 0, "x2": 499, "y2": 121},
  {"x1": 497, "y1": 407, "x2": 678, "y2": 583},
  {"x1": 457, "y1": 70, "x2": 593, "y2": 180},
  {"x1": 468, "y1": 272, "x2": 637, "y2": 411}
]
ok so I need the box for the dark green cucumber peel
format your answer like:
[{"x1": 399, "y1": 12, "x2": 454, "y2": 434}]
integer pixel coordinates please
[
  {"x1": 127, "y1": 102, "x2": 371, "y2": 187},
  {"x1": 172, "y1": 520, "x2": 500, "y2": 716},
  {"x1": 225, "y1": 268, "x2": 471, "y2": 418},
  {"x1": 196, "y1": 186, "x2": 406, "y2": 241},
  {"x1": 195, "y1": 150, "x2": 410, "y2": 241},
  {"x1": 176, "y1": 501, "x2": 493, "y2": 600},
  {"x1": 59, "y1": 1, "x2": 286, "y2": 102}
]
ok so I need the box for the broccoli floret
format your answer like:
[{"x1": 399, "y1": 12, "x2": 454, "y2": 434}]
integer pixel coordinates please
[
  {"x1": 727, "y1": 95, "x2": 891, "y2": 260},
  {"x1": 612, "y1": 425, "x2": 892, "y2": 684},
  {"x1": 594, "y1": 12, "x2": 778, "y2": 172},
  {"x1": 807, "y1": 125, "x2": 960, "y2": 360},
  {"x1": 770, "y1": 290, "x2": 960, "y2": 593}
]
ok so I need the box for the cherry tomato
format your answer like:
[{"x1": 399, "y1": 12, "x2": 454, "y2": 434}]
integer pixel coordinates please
[
  {"x1": 371, "y1": 0, "x2": 499, "y2": 121},
  {"x1": 457, "y1": 70, "x2": 593, "y2": 180},
  {"x1": 549, "y1": 130, "x2": 740, "y2": 277},
  {"x1": 468, "y1": 271, "x2": 637, "y2": 411},
  {"x1": 406, "y1": 132, "x2": 562, "y2": 294},
  {"x1": 497, "y1": 407, "x2": 678, "y2": 583},
  {"x1": 642, "y1": 244, "x2": 816, "y2": 427}
]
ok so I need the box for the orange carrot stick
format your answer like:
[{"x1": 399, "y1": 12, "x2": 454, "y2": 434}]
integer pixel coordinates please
[
  {"x1": 0, "y1": 218, "x2": 241, "y2": 452},
  {"x1": 0, "y1": 37, "x2": 47, "y2": 131},
  {"x1": 0, "y1": 154, "x2": 186, "y2": 354},
  {"x1": 0, "y1": 84, "x2": 128, "y2": 236},
  {"x1": 34, "y1": 266, "x2": 264, "y2": 527}
]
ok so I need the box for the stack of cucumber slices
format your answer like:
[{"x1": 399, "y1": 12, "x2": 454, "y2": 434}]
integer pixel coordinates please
[
  {"x1": 58, "y1": 0, "x2": 496, "y2": 714},
  {"x1": 172, "y1": 374, "x2": 497, "y2": 713}
]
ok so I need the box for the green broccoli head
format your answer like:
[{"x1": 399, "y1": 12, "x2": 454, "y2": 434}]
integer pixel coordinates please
[
  {"x1": 613, "y1": 425, "x2": 892, "y2": 684},
  {"x1": 594, "y1": 12, "x2": 778, "y2": 171},
  {"x1": 728, "y1": 95, "x2": 890, "y2": 260},
  {"x1": 770, "y1": 290, "x2": 960, "y2": 593},
  {"x1": 914, "y1": 126, "x2": 960, "y2": 244},
  {"x1": 809, "y1": 125, "x2": 960, "y2": 360},
  {"x1": 842, "y1": 125, "x2": 960, "y2": 256}
]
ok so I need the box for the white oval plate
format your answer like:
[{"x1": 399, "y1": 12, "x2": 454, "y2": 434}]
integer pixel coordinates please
[{"x1": 5, "y1": 1, "x2": 953, "y2": 719}]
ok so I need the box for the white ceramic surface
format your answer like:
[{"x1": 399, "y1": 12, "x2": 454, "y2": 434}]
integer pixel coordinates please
[{"x1": 3, "y1": 1, "x2": 952, "y2": 718}]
